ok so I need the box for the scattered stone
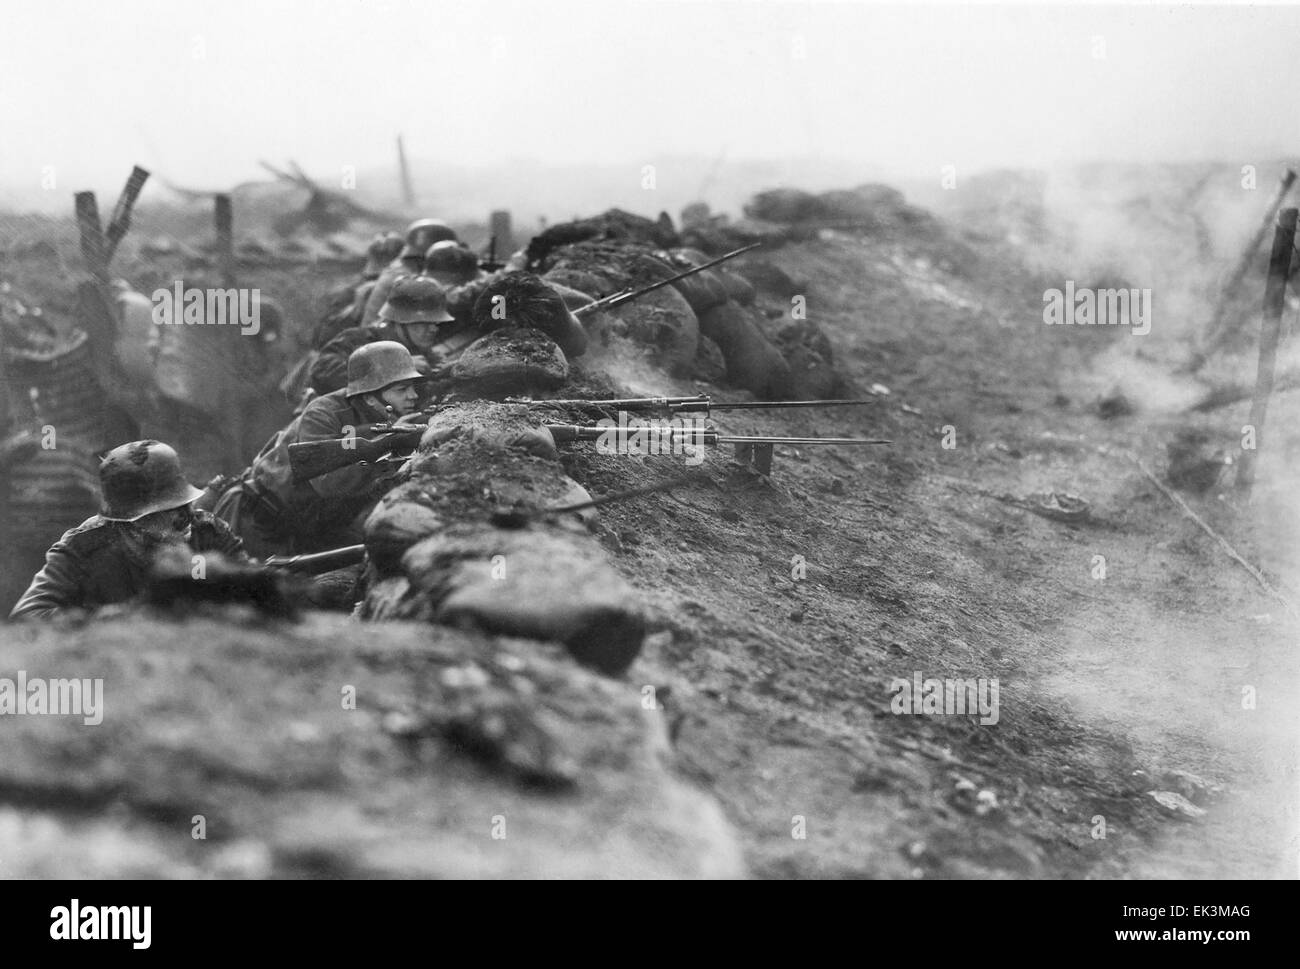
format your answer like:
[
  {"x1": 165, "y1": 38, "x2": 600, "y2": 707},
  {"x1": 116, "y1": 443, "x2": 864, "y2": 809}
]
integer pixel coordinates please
[
  {"x1": 1097, "y1": 390, "x2": 1134, "y2": 419},
  {"x1": 1148, "y1": 790, "x2": 1207, "y2": 819}
]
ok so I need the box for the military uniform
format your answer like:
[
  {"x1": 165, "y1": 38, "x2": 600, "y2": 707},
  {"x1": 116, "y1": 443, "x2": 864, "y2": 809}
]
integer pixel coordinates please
[
  {"x1": 9, "y1": 510, "x2": 246, "y2": 620},
  {"x1": 232, "y1": 389, "x2": 402, "y2": 555},
  {"x1": 310, "y1": 274, "x2": 489, "y2": 395}
]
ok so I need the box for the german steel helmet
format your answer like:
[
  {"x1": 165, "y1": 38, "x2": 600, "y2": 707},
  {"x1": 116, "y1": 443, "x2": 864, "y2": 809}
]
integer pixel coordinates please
[
  {"x1": 398, "y1": 218, "x2": 457, "y2": 260},
  {"x1": 346, "y1": 340, "x2": 424, "y2": 396},
  {"x1": 377, "y1": 275, "x2": 455, "y2": 325},
  {"x1": 99, "y1": 441, "x2": 204, "y2": 521}
]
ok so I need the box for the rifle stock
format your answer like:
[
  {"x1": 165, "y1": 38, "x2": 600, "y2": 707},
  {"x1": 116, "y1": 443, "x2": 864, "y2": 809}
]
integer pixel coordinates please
[{"x1": 287, "y1": 429, "x2": 423, "y2": 483}]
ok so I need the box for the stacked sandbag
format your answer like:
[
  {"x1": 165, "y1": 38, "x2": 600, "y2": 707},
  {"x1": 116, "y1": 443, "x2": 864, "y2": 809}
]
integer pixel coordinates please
[
  {"x1": 697, "y1": 303, "x2": 793, "y2": 399},
  {"x1": 540, "y1": 242, "x2": 700, "y2": 374},
  {"x1": 524, "y1": 208, "x2": 680, "y2": 268},
  {"x1": 443, "y1": 327, "x2": 570, "y2": 399},
  {"x1": 360, "y1": 401, "x2": 645, "y2": 677}
]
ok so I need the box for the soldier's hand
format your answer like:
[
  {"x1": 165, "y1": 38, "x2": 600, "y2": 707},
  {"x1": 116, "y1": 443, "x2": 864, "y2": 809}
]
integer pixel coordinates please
[{"x1": 410, "y1": 354, "x2": 431, "y2": 373}]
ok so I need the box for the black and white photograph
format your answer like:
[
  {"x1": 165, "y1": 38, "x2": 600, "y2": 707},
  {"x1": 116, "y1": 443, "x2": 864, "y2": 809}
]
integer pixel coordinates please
[{"x1": 0, "y1": 0, "x2": 1291, "y2": 927}]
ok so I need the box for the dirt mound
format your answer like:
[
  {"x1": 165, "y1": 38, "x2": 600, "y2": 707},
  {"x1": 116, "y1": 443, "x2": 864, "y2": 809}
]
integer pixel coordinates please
[
  {"x1": 0, "y1": 613, "x2": 741, "y2": 877},
  {"x1": 745, "y1": 183, "x2": 938, "y2": 236},
  {"x1": 525, "y1": 209, "x2": 680, "y2": 268}
]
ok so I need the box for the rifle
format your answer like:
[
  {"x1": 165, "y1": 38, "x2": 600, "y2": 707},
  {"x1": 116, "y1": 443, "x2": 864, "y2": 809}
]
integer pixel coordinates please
[
  {"x1": 543, "y1": 425, "x2": 891, "y2": 448},
  {"x1": 572, "y1": 242, "x2": 761, "y2": 319},
  {"x1": 264, "y1": 544, "x2": 366, "y2": 574},
  {"x1": 543, "y1": 423, "x2": 888, "y2": 475},
  {"x1": 287, "y1": 428, "x2": 424, "y2": 483},
  {"x1": 497, "y1": 394, "x2": 878, "y2": 418},
  {"x1": 480, "y1": 234, "x2": 506, "y2": 273}
]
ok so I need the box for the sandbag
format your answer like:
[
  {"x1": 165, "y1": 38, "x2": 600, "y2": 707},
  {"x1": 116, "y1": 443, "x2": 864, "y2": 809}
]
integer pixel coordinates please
[
  {"x1": 608, "y1": 286, "x2": 699, "y2": 374},
  {"x1": 697, "y1": 304, "x2": 792, "y2": 398},
  {"x1": 398, "y1": 527, "x2": 645, "y2": 676},
  {"x1": 716, "y1": 268, "x2": 756, "y2": 305},
  {"x1": 543, "y1": 268, "x2": 608, "y2": 299},
  {"x1": 666, "y1": 248, "x2": 728, "y2": 315},
  {"x1": 744, "y1": 188, "x2": 822, "y2": 223},
  {"x1": 364, "y1": 499, "x2": 446, "y2": 575},
  {"x1": 444, "y1": 327, "x2": 569, "y2": 399}
]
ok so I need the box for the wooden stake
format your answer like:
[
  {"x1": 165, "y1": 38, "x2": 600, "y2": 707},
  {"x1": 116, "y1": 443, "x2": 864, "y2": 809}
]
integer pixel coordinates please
[
  {"x1": 397, "y1": 134, "x2": 415, "y2": 209},
  {"x1": 489, "y1": 209, "x2": 514, "y2": 253},
  {"x1": 1189, "y1": 168, "x2": 1296, "y2": 371},
  {"x1": 1235, "y1": 207, "x2": 1296, "y2": 495},
  {"x1": 74, "y1": 191, "x2": 106, "y2": 281},
  {"x1": 104, "y1": 165, "x2": 150, "y2": 264},
  {"x1": 215, "y1": 193, "x2": 235, "y2": 287}
]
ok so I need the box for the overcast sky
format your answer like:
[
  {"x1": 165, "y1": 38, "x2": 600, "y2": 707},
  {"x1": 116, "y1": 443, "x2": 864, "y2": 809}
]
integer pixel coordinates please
[{"x1": 3, "y1": 1, "x2": 1298, "y2": 205}]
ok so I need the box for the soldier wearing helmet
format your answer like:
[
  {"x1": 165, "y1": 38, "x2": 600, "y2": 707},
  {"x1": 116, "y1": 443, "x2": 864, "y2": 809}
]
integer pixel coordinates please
[
  {"x1": 308, "y1": 275, "x2": 456, "y2": 396},
  {"x1": 10, "y1": 441, "x2": 248, "y2": 620},
  {"x1": 423, "y1": 240, "x2": 481, "y2": 288},
  {"x1": 359, "y1": 219, "x2": 459, "y2": 326},
  {"x1": 226, "y1": 342, "x2": 427, "y2": 557}
]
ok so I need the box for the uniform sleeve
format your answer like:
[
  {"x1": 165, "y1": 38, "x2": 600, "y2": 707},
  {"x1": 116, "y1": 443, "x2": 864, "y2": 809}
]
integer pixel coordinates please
[
  {"x1": 309, "y1": 328, "x2": 372, "y2": 395},
  {"x1": 295, "y1": 401, "x2": 380, "y2": 499},
  {"x1": 8, "y1": 541, "x2": 86, "y2": 620}
]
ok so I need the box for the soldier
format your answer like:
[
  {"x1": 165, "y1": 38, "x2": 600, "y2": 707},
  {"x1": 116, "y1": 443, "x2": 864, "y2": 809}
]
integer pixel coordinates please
[
  {"x1": 311, "y1": 231, "x2": 404, "y2": 349},
  {"x1": 308, "y1": 275, "x2": 457, "y2": 396},
  {"x1": 423, "y1": 240, "x2": 482, "y2": 289},
  {"x1": 360, "y1": 218, "x2": 458, "y2": 326},
  {"x1": 9, "y1": 441, "x2": 248, "y2": 620},
  {"x1": 222, "y1": 341, "x2": 426, "y2": 557}
]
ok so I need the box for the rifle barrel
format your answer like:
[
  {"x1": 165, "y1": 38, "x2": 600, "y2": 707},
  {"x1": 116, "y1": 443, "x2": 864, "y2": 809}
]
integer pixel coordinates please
[
  {"x1": 697, "y1": 398, "x2": 878, "y2": 412},
  {"x1": 574, "y1": 242, "x2": 761, "y2": 318},
  {"x1": 264, "y1": 544, "x2": 366, "y2": 573}
]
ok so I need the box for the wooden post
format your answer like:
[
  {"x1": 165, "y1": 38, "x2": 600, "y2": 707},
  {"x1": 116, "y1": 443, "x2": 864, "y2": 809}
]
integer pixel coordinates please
[
  {"x1": 215, "y1": 193, "x2": 235, "y2": 287},
  {"x1": 489, "y1": 209, "x2": 514, "y2": 253},
  {"x1": 1235, "y1": 207, "x2": 1297, "y2": 495},
  {"x1": 74, "y1": 191, "x2": 107, "y2": 282},
  {"x1": 1189, "y1": 168, "x2": 1296, "y2": 371},
  {"x1": 104, "y1": 165, "x2": 150, "y2": 264},
  {"x1": 397, "y1": 134, "x2": 415, "y2": 209}
]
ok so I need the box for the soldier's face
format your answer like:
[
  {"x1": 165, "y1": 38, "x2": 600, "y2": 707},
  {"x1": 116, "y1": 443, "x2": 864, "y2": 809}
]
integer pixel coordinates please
[
  {"x1": 402, "y1": 321, "x2": 442, "y2": 349},
  {"x1": 378, "y1": 381, "x2": 418, "y2": 416},
  {"x1": 135, "y1": 504, "x2": 195, "y2": 540}
]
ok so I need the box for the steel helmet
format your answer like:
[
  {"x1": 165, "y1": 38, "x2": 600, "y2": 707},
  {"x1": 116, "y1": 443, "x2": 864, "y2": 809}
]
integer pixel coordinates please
[
  {"x1": 99, "y1": 440, "x2": 204, "y2": 521},
  {"x1": 423, "y1": 240, "x2": 479, "y2": 280},
  {"x1": 346, "y1": 340, "x2": 424, "y2": 396},
  {"x1": 377, "y1": 275, "x2": 455, "y2": 326},
  {"x1": 363, "y1": 232, "x2": 404, "y2": 277},
  {"x1": 399, "y1": 219, "x2": 458, "y2": 260}
]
